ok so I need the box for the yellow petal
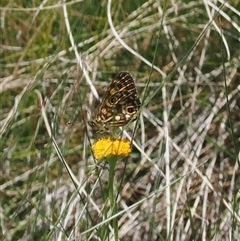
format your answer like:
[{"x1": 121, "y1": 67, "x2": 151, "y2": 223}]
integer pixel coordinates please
[{"x1": 92, "y1": 137, "x2": 132, "y2": 160}]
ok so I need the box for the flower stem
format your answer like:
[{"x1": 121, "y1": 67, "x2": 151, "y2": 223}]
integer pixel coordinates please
[{"x1": 108, "y1": 158, "x2": 118, "y2": 240}]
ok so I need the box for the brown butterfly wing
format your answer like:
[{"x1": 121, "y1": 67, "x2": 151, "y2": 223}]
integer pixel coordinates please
[{"x1": 89, "y1": 72, "x2": 141, "y2": 132}]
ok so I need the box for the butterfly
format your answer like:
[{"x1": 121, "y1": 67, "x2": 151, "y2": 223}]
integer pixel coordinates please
[{"x1": 88, "y1": 72, "x2": 141, "y2": 133}]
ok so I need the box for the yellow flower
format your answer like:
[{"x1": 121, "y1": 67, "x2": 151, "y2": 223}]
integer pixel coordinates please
[{"x1": 92, "y1": 137, "x2": 132, "y2": 160}]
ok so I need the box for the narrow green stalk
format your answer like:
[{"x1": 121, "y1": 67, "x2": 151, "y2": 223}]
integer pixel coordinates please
[{"x1": 108, "y1": 157, "x2": 118, "y2": 241}]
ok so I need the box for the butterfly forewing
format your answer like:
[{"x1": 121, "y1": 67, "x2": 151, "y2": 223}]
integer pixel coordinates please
[{"x1": 89, "y1": 72, "x2": 141, "y2": 132}]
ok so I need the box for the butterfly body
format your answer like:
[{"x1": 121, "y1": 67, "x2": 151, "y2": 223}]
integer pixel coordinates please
[{"x1": 89, "y1": 72, "x2": 141, "y2": 133}]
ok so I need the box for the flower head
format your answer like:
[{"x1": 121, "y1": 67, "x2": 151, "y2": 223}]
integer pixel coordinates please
[{"x1": 92, "y1": 137, "x2": 132, "y2": 161}]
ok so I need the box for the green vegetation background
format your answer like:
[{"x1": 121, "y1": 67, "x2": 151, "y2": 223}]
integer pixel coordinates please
[{"x1": 1, "y1": 0, "x2": 240, "y2": 240}]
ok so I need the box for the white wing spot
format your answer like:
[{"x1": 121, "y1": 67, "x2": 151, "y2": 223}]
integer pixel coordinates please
[
  {"x1": 115, "y1": 115, "x2": 121, "y2": 121},
  {"x1": 125, "y1": 114, "x2": 131, "y2": 120},
  {"x1": 101, "y1": 108, "x2": 107, "y2": 114}
]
